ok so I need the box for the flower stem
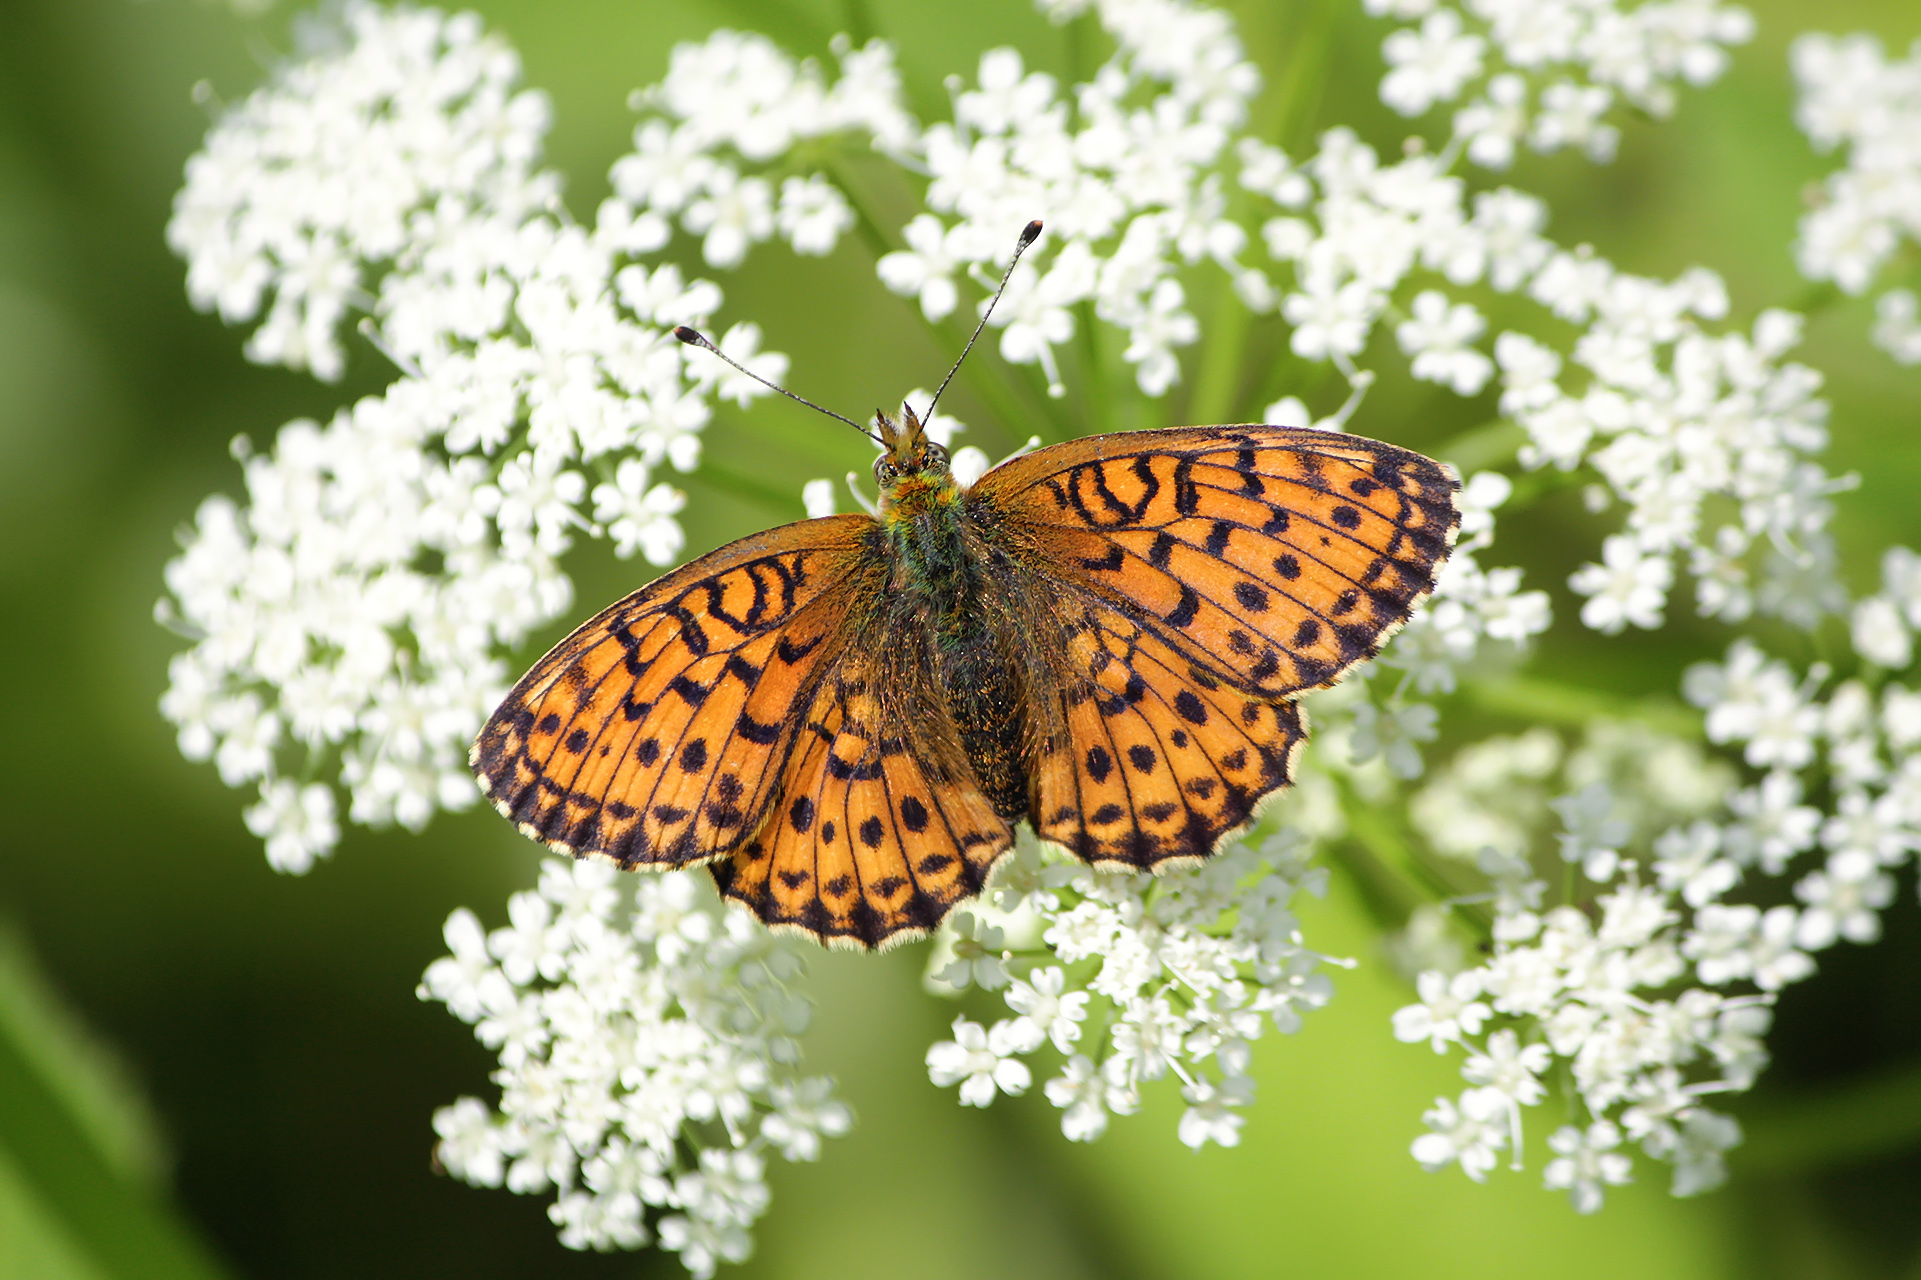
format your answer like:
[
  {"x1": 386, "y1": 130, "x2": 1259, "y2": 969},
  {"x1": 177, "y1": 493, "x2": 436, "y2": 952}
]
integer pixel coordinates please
[{"x1": 1458, "y1": 675, "x2": 1703, "y2": 740}]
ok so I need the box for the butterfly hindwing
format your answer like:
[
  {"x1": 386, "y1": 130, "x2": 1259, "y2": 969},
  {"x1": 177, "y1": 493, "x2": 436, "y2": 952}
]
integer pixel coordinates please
[
  {"x1": 1024, "y1": 588, "x2": 1307, "y2": 869},
  {"x1": 973, "y1": 426, "x2": 1459, "y2": 698},
  {"x1": 471, "y1": 517, "x2": 875, "y2": 868},
  {"x1": 712, "y1": 638, "x2": 1014, "y2": 949}
]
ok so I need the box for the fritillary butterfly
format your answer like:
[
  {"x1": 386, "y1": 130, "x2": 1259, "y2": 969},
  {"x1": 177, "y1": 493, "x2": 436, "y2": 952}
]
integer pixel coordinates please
[{"x1": 472, "y1": 230, "x2": 1459, "y2": 949}]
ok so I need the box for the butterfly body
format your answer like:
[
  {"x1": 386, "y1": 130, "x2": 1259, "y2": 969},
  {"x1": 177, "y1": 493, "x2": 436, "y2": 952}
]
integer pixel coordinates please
[{"x1": 473, "y1": 417, "x2": 1460, "y2": 950}]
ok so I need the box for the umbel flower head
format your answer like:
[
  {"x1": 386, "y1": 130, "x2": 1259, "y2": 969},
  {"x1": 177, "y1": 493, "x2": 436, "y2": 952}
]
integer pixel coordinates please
[{"x1": 161, "y1": 0, "x2": 1921, "y2": 1272}]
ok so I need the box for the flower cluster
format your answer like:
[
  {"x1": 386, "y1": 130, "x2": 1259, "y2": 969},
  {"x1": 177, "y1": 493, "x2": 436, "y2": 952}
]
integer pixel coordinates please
[
  {"x1": 608, "y1": 29, "x2": 915, "y2": 270},
  {"x1": 922, "y1": 829, "x2": 1335, "y2": 1150},
  {"x1": 159, "y1": 2, "x2": 783, "y2": 870},
  {"x1": 1509, "y1": 287, "x2": 1839, "y2": 633},
  {"x1": 1365, "y1": 0, "x2": 1754, "y2": 168},
  {"x1": 1400, "y1": 609, "x2": 1921, "y2": 1206},
  {"x1": 420, "y1": 859, "x2": 850, "y2": 1273},
  {"x1": 1242, "y1": 117, "x2": 1843, "y2": 640},
  {"x1": 1792, "y1": 32, "x2": 1921, "y2": 365},
  {"x1": 872, "y1": 0, "x2": 1263, "y2": 397}
]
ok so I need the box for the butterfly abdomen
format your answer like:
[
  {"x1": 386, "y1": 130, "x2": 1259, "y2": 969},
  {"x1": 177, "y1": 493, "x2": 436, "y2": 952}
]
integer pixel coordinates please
[{"x1": 882, "y1": 501, "x2": 1031, "y2": 820}]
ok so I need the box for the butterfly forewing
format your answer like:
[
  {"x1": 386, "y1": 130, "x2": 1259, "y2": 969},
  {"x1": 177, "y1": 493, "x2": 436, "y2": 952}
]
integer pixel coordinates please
[
  {"x1": 471, "y1": 518, "x2": 874, "y2": 867},
  {"x1": 973, "y1": 426, "x2": 1459, "y2": 698}
]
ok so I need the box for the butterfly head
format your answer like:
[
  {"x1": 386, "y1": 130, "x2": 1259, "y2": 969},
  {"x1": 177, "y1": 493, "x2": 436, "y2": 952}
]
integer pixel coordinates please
[{"x1": 873, "y1": 404, "x2": 954, "y2": 514}]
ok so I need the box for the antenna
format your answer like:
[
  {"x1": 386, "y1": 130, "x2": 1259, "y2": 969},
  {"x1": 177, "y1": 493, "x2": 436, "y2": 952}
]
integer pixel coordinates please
[
  {"x1": 672, "y1": 326, "x2": 882, "y2": 445},
  {"x1": 924, "y1": 219, "x2": 1043, "y2": 422}
]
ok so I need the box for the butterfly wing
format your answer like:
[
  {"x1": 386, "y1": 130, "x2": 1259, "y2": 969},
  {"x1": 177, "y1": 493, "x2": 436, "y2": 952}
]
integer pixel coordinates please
[
  {"x1": 972, "y1": 426, "x2": 1459, "y2": 698},
  {"x1": 1023, "y1": 585, "x2": 1309, "y2": 868},
  {"x1": 972, "y1": 425, "x2": 1458, "y2": 867},
  {"x1": 711, "y1": 620, "x2": 1015, "y2": 949},
  {"x1": 471, "y1": 516, "x2": 877, "y2": 869}
]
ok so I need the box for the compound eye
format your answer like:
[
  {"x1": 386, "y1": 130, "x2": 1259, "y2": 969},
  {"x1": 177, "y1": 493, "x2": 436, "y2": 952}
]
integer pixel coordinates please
[{"x1": 874, "y1": 458, "x2": 897, "y2": 484}]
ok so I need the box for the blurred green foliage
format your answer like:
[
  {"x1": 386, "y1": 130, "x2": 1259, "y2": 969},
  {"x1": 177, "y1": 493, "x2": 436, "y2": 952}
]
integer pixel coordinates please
[{"x1": 0, "y1": 0, "x2": 1919, "y2": 1276}]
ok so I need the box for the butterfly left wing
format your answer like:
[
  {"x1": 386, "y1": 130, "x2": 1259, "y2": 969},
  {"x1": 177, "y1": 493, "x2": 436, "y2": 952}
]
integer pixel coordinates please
[
  {"x1": 471, "y1": 517, "x2": 875, "y2": 869},
  {"x1": 712, "y1": 634, "x2": 1015, "y2": 949}
]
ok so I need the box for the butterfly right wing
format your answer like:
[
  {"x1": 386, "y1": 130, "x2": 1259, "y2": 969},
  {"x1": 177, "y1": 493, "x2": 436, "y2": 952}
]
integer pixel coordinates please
[
  {"x1": 471, "y1": 516, "x2": 877, "y2": 869},
  {"x1": 1014, "y1": 578, "x2": 1308, "y2": 870}
]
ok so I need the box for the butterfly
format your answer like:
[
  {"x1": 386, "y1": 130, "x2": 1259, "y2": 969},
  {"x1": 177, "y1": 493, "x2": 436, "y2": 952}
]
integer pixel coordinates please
[{"x1": 471, "y1": 226, "x2": 1459, "y2": 950}]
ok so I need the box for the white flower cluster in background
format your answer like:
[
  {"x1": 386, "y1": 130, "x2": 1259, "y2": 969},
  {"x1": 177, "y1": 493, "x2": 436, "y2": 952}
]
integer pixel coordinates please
[
  {"x1": 421, "y1": 859, "x2": 850, "y2": 1274},
  {"x1": 875, "y1": 0, "x2": 1264, "y2": 396},
  {"x1": 1400, "y1": 612, "x2": 1921, "y2": 1207},
  {"x1": 1365, "y1": 0, "x2": 1753, "y2": 168},
  {"x1": 922, "y1": 830, "x2": 1335, "y2": 1150},
  {"x1": 1791, "y1": 32, "x2": 1921, "y2": 365},
  {"x1": 160, "y1": 2, "x2": 786, "y2": 870},
  {"x1": 1242, "y1": 117, "x2": 1845, "y2": 640},
  {"x1": 1508, "y1": 288, "x2": 1839, "y2": 633},
  {"x1": 609, "y1": 29, "x2": 917, "y2": 269}
]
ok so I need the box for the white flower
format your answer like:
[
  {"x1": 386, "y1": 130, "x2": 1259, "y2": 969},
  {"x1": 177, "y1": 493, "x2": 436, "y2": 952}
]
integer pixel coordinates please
[
  {"x1": 1454, "y1": 73, "x2": 1529, "y2": 170},
  {"x1": 592, "y1": 460, "x2": 687, "y2": 564},
  {"x1": 1349, "y1": 701, "x2": 1440, "y2": 779},
  {"x1": 433, "y1": 1098, "x2": 507, "y2": 1188},
  {"x1": 1669, "y1": 1109, "x2": 1744, "y2": 1197},
  {"x1": 776, "y1": 175, "x2": 853, "y2": 255},
  {"x1": 1551, "y1": 782, "x2": 1630, "y2": 882},
  {"x1": 1852, "y1": 595, "x2": 1913, "y2": 669},
  {"x1": 1570, "y1": 534, "x2": 1673, "y2": 633},
  {"x1": 1005, "y1": 966, "x2": 1090, "y2": 1053},
  {"x1": 1748, "y1": 905, "x2": 1817, "y2": 991},
  {"x1": 926, "y1": 1017, "x2": 1034, "y2": 1107},
  {"x1": 1178, "y1": 1074, "x2": 1256, "y2": 1149},
  {"x1": 1793, "y1": 850, "x2": 1895, "y2": 950},
  {"x1": 877, "y1": 214, "x2": 963, "y2": 321},
  {"x1": 933, "y1": 912, "x2": 1010, "y2": 991},
  {"x1": 1651, "y1": 821, "x2": 1738, "y2": 908},
  {"x1": 1462, "y1": 1029, "x2": 1551, "y2": 1105},
  {"x1": 1396, "y1": 290, "x2": 1494, "y2": 394},
  {"x1": 1544, "y1": 1121, "x2": 1633, "y2": 1213},
  {"x1": 1871, "y1": 289, "x2": 1921, "y2": 365},
  {"x1": 1393, "y1": 969, "x2": 1493, "y2": 1051},
  {"x1": 800, "y1": 478, "x2": 837, "y2": 518},
  {"x1": 1412, "y1": 1088, "x2": 1507, "y2": 1181},
  {"x1": 243, "y1": 779, "x2": 340, "y2": 874},
  {"x1": 1045, "y1": 1054, "x2": 1131, "y2": 1142},
  {"x1": 419, "y1": 862, "x2": 844, "y2": 1258},
  {"x1": 682, "y1": 167, "x2": 776, "y2": 268},
  {"x1": 760, "y1": 1079, "x2": 854, "y2": 1162},
  {"x1": 1381, "y1": 10, "x2": 1486, "y2": 116},
  {"x1": 1282, "y1": 278, "x2": 1380, "y2": 360}
]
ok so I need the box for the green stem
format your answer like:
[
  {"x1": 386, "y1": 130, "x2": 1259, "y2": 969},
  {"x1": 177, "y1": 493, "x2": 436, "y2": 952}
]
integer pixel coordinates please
[
  {"x1": 1331, "y1": 774, "x2": 1469, "y2": 927},
  {"x1": 1458, "y1": 674, "x2": 1704, "y2": 740}
]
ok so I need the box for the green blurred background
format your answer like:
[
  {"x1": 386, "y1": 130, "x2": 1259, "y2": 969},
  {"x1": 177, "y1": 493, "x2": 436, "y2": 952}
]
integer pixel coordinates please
[{"x1": 2, "y1": 0, "x2": 1920, "y2": 1276}]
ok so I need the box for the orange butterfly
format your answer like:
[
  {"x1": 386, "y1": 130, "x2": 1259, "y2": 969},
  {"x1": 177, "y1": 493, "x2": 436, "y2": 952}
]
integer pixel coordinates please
[{"x1": 472, "y1": 227, "x2": 1459, "y2": 949}]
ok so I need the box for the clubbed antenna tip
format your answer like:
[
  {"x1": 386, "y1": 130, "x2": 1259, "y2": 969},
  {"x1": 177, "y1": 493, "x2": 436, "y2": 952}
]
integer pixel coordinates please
[{"x1": 924, "y1": 219, "x2": 1045, "y2": 422}]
